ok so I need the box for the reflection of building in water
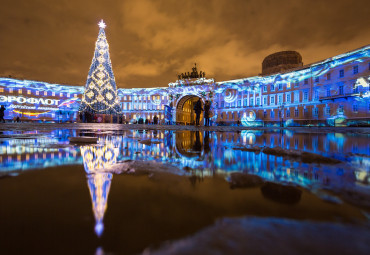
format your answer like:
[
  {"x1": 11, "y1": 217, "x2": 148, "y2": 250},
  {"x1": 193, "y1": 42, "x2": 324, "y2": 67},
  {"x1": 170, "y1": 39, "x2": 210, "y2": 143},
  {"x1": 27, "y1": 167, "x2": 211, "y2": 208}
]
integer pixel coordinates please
[
  {"x1": 175, "y1": 131, "x2": 203, "y2": 158},
  {"x1": 0, "y1": 130, "x2": 81, "y2": 175},
  {"x1": 80, "y1": 138, "x2": 119, "y2": 237}
]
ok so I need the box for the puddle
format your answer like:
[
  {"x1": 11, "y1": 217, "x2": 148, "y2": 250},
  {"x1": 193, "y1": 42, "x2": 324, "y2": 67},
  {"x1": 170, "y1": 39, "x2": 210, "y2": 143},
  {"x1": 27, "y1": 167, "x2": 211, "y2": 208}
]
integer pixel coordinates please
[{"x1": 0, "y1": 128, "x2": 369, "y2": 254}]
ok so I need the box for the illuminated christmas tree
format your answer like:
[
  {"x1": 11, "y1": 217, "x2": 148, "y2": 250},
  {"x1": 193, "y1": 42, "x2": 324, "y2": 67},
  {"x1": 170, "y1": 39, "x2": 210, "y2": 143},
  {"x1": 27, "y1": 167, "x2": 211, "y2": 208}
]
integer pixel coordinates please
[{"x1": 79, "y1": 20, "x2": 122, "y2": 114}]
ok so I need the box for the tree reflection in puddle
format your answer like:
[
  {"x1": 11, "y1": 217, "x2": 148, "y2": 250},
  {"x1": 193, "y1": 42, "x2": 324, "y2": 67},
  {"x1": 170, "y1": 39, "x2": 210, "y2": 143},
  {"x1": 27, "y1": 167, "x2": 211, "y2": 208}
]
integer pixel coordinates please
[{"x1": 80, "y1": 137, "x2": 119, "y2": 237}]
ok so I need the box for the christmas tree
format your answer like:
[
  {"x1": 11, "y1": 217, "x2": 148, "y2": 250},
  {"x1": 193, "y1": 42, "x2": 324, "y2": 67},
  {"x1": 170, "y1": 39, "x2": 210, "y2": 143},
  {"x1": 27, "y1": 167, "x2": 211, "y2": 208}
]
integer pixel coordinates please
[{"x1": 79, "y1": 20, "x2": 122, "y2": 115}]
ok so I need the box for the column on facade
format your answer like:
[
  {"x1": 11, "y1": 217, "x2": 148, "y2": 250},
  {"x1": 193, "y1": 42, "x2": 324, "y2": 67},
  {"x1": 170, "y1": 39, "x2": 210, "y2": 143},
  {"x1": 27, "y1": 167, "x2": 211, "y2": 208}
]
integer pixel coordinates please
[
  {"x1": 253, "y1": 89, "x2": 256, "y2": 108},
  {"x1": 247, "y1": 90, "x2": 250, "y2": 107}
]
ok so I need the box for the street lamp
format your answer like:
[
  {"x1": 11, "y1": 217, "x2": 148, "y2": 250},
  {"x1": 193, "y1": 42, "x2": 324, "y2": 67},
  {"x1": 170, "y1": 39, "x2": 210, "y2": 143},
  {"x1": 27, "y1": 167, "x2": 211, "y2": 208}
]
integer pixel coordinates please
[{"x1": 280, "y1": 103, "x2": 285, "y2": 127}]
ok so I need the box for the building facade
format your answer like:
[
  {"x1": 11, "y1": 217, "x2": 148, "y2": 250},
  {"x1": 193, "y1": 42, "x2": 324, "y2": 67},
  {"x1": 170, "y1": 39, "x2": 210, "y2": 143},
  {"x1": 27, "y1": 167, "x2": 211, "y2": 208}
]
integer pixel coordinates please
[{"x1": 0, "y1": 45, "x2": 369, "y2": 126}]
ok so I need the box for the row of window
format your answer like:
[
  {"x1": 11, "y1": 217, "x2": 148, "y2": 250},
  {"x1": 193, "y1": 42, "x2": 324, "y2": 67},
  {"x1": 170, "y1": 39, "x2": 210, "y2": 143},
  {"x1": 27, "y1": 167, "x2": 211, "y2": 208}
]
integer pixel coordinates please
[
  {"x1": 323, "y1": 65, "x2": 360, "y2": 81},
  {"x1": 121, "y1": 103, "x2": 164, "y2": 111},
  {"x1": 259, "y1": 64, "x2": 365, "y2": 92},
  {"x1": 123, "y1": 95, "x2": 167, "y2": 101},
  {"x1": 220, "y1": 81, "x2": 370, "y2": 107},
  {"x1": 0, "y1": 88, "x2": 75, "y2": 97},
  {"x1": 219, "y1": 104, "x2": 369, "y2": 120},
  {"x1": 0, "y1": 88, "x2": 168, "y2": 103}
]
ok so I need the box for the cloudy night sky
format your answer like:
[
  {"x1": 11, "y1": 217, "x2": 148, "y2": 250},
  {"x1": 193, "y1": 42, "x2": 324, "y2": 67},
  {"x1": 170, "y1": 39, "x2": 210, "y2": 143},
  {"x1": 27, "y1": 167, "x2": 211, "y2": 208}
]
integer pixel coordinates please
[{"x1": 0, "y1": 0, "x2": 369, "y2": 88}]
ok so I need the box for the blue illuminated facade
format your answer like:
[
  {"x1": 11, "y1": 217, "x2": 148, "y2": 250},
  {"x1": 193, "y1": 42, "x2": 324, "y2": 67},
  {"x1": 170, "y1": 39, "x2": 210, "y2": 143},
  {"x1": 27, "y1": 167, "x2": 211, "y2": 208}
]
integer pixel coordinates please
[{"x1": 0, "y1": 44, "x2": 369, "y2": 125}]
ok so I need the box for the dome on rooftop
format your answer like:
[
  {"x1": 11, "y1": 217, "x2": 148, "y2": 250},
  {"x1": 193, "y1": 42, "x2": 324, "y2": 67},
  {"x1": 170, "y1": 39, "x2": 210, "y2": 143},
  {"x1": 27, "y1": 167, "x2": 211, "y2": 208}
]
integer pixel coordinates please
[{"x1": 262, "y1": 51, "x2": 303, "y2": 75}]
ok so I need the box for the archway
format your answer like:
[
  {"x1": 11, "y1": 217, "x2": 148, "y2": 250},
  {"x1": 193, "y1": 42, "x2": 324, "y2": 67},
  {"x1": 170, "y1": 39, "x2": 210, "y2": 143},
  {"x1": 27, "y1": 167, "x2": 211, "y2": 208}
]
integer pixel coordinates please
[{"x1": 176, "y1": 95, "x2": 204, "y2": 125}]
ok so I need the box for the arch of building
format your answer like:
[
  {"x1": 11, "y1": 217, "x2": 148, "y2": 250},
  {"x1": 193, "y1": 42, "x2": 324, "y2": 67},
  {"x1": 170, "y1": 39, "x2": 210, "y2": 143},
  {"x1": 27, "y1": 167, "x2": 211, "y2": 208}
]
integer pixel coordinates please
[{"x1": 175, "y1": 95, "x2": 205, "y2": 125}]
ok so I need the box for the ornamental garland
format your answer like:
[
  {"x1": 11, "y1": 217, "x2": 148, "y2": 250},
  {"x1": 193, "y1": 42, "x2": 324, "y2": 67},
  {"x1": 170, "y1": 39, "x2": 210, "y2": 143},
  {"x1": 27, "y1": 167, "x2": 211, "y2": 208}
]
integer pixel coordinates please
[{"x1": 79, "y1": 20, "x2": 122, "y2": 114}]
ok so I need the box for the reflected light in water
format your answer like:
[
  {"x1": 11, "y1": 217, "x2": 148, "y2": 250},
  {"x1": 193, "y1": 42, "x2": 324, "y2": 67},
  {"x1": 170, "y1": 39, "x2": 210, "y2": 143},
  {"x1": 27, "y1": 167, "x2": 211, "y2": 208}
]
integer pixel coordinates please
[{"x1": 80, "y1": 138, "x2": 119, "y2": 237}]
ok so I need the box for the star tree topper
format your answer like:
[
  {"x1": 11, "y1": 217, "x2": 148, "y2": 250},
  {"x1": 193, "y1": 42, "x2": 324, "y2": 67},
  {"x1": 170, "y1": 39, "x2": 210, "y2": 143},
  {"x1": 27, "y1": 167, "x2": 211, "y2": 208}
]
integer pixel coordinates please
[{"x1": 98, "y1": 20, "x2": 106, "y2": 29}]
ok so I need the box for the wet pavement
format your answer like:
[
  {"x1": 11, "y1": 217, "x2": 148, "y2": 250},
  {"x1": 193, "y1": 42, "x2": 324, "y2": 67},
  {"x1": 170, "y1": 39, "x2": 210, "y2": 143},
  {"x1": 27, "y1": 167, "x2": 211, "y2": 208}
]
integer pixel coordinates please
[{"x1": 0, "y1": 124, "x2": 369, "y2": 254}]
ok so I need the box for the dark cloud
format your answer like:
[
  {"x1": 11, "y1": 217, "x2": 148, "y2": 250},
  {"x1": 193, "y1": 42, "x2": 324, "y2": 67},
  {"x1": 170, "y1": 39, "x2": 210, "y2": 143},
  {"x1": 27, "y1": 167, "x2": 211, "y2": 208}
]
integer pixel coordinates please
[{"x1": 0, "y1": 0, "x2": 369, "y2": 88}]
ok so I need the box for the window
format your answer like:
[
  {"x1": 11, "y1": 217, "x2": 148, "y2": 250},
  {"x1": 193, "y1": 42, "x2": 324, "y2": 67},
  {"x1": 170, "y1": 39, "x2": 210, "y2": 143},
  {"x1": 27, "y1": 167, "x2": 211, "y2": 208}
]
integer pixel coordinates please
[
  {"x1": 304, "y1": 108, "x2": 308, "y2": 117},
  {"x1": 256, "y1": 98, "x2": 260, "y2": 106},
  {"x1": 263, "y1": 85, "x2": 267, "y2": 92},
  {"x1": 286, "y1": 109, "x2": 291, "y2": 117},
  {"x1": 313, "y1": 107, "x2": 319, "y2": 116},
  {"x1": 278, "y1": 83, "x2": 283, "y2": 90},
  {"x1": 304, "y1": 91, "x2": 308, "y2": 101},
  {"x1": 287, "y1": 82, "x2": 291, "y2": 89},
  {"x1": 326, "y1": 87, "x2": 331, "y2": 97},
  {"x1": 250, "y1": 98, "x2": 254, "y2": 106},
  {"x1": 315, "y1": 77, "x2": 319, "y2": 83},
  {"x1": 353, "y1": 84, "x2": 359, "y2": 93},
  {"x1": 326, "y1": 106, "x2": 331, "y2": 115},
  {"x1": 353, "y1": 104, "x2": 358, "y2": 112},
  {"x1": 60, "y1": 93, "x2": 63, "y2": 97},
  {"x1": 36, "y1": 91, "x2": 39, "y2": 96},
  {"x1": 44, "y1": 91, "x2": 47, "y2": 96},
  {"x1": 237, "y1": 100, "x2": 241, "y2": 107},
  {"x1": 338, "y1": 105, "x2": 344, "y2": 113},
  {"x1": 18, "y1": 89, "x2": 22, "y2": 94},
  {"x1": 286, "y1": 94, "x2": 291, "y2": 103},
  {"x1": 304, "y1": 78, "x2": 308, "y2": 85},
  {"x1": 278, "y1": 94, "x2": 282, "y2": 104},
  {"x1": 270, "y1": 110, "x2": 274, "y2": 118},
  {"x1": 294, "y1": 108, "x2": 299, "y2": 117},
  {"x1": 263, "y1": 97, "x2": 267, "y2": 105},
  {"x1": 270, "y1": 96, "x2": 274, "y2": 105},
  {"x1": 294, "y1": 91, "x2": 299, "y2": 102},
  {"x1": 339, "y1": 69, "x2": 344, "y2": 78},
  {"x1": 339, "y1": 85, "x2": 344, "y2": 95},
  {"x1": 314, "y1": 89, "x2": 319, "y2": 100},
  {"x1": 369, "y1": 62, "x2": 370, "y2": 71},
  {"x1": 0, "y1": 88, "x2": 3, "y2": 92},
  {"x1": 353, "y1": 65, "x2": 358, "y2": 74},
  {"x1": 327, "y1": 73, "x2": 331, "y2": 80},
  {"x1": 221, "y1": 101, "x2": 224, "y2": 108},
  {"x1": 243, "y1": 98, "x2": 247, "y2": 107},
  {"x1": 9, "y1": 88, "x2": 13, "y2": 93},
  {"x1": 270, "y1": 84, "x2": 274, "y2": 91},
  {"x1": 294, "y1": 81, "x2": 299, "y2": 88},
  {"x1": 263, "y1": 111, "x2": 267, "y2": 118}
]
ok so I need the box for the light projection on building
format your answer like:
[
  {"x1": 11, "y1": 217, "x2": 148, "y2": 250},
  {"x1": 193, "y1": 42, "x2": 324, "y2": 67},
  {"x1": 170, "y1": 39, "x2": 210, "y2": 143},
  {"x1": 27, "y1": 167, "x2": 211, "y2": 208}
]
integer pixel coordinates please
[
  {"x1": 79, "y1": 20, "x2": 122, "y2": 115},
  {"x1": 241, "y1": 110, "x2": 263, "y2": 127},
  {"x1": 0, "y1": 44, "x2": 369, "y2": 125},
  {"x1": 223, "y1": 89, "x2": 238, "y2": 103},
  {"x1": 80, "y1": 137, "x2": 119, "y2": 237},
  {"x1": 0, "y1": 78, "x2": 83, "y2": 121}
]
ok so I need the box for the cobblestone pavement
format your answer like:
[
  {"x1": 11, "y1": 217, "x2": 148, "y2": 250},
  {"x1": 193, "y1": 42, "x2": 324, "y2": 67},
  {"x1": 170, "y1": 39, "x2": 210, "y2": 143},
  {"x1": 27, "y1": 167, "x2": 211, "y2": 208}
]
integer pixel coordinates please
[{"x1": 0, "y1": 122, "x2": 369, "y2": 133}]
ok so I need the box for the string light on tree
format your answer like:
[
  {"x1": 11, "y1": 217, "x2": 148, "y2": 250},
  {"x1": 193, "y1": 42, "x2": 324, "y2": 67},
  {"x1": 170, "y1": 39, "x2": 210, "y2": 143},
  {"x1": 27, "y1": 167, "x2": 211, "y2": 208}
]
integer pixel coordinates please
[{"x1": 79, "y1": 19, "x2": 122, "y2": 115}]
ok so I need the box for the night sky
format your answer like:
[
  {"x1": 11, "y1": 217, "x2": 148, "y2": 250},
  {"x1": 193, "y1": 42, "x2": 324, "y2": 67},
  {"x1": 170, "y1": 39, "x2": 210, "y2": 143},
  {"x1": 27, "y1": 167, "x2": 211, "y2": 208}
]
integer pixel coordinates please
[{"x1": 1, "y1": 0, "x2": 369, "y2": 88}]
